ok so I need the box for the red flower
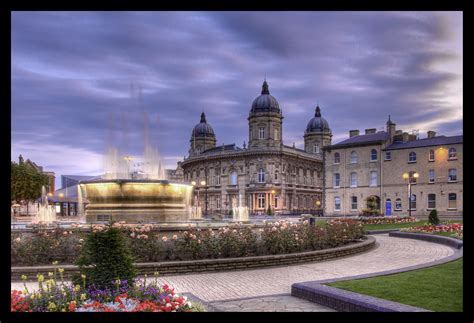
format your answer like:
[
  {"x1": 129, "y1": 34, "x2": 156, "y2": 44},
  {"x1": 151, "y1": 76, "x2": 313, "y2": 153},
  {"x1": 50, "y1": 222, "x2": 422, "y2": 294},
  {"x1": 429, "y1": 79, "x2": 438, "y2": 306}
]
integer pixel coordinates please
[{"x1": 68, "y1": 302, "x2": 76, "y2": 312}]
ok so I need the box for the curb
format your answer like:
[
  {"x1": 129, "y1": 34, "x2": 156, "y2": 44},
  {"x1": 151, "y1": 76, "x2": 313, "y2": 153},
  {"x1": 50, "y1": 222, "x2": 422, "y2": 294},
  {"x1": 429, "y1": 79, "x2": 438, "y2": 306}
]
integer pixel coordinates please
[
  {"x1": 291, "y1": 234, "x2": 463, "y2": 312},
  {"x1": 388, "y1": 231, "x2": 463, "y2": 249}
]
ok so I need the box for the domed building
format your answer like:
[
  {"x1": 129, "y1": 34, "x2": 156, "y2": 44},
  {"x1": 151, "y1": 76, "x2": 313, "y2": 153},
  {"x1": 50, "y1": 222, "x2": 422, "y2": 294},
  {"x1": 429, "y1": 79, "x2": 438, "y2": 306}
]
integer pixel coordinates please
[{"x1": 180, "y1": 80, "x2": 331, "y2": 217}]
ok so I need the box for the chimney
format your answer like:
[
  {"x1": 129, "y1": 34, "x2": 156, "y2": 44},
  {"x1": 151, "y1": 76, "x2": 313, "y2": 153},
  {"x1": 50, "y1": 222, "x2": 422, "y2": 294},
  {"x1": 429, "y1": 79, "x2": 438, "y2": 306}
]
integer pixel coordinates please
[
  {"x1": 402, "y1": 132, "x2": 409, "y2": 142},
  {"x1": 349, "y1": 130, "x2": 360, "y2": 138},
  {"x1": 427, "y1": 131, "x2": 436, "y2": 139},
  {"x1": 365, "y1": 128, "x2": 376, "y2": 134},
  {"x1": 386, "y1": 115, "x2": 396, "y2": 144}
]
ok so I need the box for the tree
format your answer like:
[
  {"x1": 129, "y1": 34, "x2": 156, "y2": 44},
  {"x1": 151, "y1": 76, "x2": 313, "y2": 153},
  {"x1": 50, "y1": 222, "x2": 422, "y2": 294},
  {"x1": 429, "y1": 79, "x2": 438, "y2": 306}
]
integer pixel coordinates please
[
  {"x1": 428, "y1": 209, "x2": 439, "y2": 225},
  {"x1": 11, "y1": 161, "x2": 49, "y2": 215}
]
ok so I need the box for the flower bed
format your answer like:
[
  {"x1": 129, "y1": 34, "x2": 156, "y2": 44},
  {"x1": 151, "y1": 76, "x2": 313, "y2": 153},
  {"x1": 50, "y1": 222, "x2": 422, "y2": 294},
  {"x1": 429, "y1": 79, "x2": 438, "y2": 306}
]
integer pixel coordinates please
[
  {"x1": 400, "y1": 223, "x2": 463, "y2": 240},
  {"x1": 11, "y1": 272, "x2": 200, "y2": 312},
  {"x1": 11, "y1": 220, "x2": 365, "y2": 266},
  {"x1": 356, "y1": 216, "x2": 419, "y2": 225}
]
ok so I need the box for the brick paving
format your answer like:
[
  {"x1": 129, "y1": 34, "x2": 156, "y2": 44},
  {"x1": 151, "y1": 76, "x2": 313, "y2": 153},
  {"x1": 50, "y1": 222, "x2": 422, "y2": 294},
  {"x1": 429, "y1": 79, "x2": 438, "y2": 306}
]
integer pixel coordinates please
[{"x1": 11, "y1": 234, "x2": 455, "y2": 311}]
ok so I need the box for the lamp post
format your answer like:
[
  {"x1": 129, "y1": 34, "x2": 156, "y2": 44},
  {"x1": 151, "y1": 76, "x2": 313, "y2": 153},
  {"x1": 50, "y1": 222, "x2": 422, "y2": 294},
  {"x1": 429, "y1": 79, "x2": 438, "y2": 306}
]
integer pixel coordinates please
[
  {"x1": 271, "y1": 189, "x2": 276, "y2": 215},
  {"x1": 316, "y1": 200, "x2": 321, "y2": 217},
  {"x1": 201, "y1": 180, "x2": 207, "y2": 217},
  {"x1": 402, "y1": 171, "x2": 419, "y2": 217}
]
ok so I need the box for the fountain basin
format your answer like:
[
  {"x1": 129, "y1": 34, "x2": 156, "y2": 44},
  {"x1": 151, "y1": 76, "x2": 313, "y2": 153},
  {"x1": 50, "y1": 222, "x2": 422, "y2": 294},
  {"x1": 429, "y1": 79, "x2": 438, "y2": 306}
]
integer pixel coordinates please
[{"x1": 80, "y1": 179, "x2": 193, "y2": 223}]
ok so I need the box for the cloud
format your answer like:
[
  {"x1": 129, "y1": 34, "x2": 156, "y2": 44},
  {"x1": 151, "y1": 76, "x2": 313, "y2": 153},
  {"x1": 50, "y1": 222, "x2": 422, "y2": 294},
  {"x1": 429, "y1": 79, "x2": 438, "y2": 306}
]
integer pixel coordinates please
[{"x1": 11, "y1": 11, "x2": 462, "y2": 187}]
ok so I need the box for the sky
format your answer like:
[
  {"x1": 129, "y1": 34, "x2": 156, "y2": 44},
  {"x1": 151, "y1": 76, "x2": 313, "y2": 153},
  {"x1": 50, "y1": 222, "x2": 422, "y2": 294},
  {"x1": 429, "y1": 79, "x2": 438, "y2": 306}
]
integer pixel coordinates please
[{"x1": 11, "y1": 11, "x2": 463, "y2": 189}]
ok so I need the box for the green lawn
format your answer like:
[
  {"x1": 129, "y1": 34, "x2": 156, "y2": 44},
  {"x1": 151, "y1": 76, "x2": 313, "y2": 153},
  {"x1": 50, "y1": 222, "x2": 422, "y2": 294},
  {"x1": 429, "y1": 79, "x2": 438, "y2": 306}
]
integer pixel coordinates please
[
  {"x1": 326, "y1": 258, "x2": 463, "y2": 312},
  {"x1": 363, "y1": 220, "x2": 463, "y2": 231}
]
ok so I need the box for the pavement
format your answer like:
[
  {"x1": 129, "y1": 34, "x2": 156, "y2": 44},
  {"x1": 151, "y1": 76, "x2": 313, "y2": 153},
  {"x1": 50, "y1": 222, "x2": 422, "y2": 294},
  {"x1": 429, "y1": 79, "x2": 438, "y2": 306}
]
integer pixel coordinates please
[{"x1": 11, "y1": 234, "x2": 455, "y2": 312}]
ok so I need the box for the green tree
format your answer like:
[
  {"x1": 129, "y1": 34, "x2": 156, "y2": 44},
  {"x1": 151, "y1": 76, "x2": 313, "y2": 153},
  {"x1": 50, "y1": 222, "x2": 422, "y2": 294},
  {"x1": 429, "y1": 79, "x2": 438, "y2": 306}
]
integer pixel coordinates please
[
  {"x1": 74, "y1": 225, "x2": 137, "y2": 289},
  {"x1": 11, "y1": 161, "x2": 49, "y2": 215},
  {"x1": 266, "y1": 205, "x2": 273, "y2": 215},
  {"x1": 428, "y1": 209, "x2": 439, "y2": 225}
]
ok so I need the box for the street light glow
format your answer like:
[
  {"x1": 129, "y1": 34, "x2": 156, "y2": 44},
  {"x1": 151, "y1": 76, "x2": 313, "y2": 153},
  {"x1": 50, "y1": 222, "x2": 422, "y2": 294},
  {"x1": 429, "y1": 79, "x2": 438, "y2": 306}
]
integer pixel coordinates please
[
  {"x1": 413, "y1": 172, "x2": 419, "y2": 178},
  {"x1": 191, "y1": 181, "x2": 196, "y2": 186},
  {"x1": 402, "y1": 173, "x2": 409, "y2": 180},
  {"x1": 200, "y1": 180, "x2": 206, "y2": 186}
]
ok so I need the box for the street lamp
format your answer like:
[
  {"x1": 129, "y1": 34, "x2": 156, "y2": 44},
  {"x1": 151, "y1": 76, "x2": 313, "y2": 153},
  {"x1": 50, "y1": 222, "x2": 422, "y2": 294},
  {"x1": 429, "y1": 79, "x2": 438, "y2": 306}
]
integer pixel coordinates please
[
  {"x1": 200, "y1": 180, "x2": 207, "y2": 217},
  {"x1": 316, "y1": 200, "x2": 321, "y2": 217},
  {"x1": 402, "y1": 171, "x2": 419, "y2": 217}
]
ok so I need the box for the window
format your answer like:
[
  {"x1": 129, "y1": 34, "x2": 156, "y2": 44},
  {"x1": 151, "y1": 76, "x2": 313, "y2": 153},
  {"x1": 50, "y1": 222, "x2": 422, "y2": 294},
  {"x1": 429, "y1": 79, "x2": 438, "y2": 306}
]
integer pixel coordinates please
[
  {"x1": 395, "y1": 198, "x2": 402, "y2": 211},
  {"x1": 429, "y1": 149, "x2": 435, "y2": 162},
  {"x1": 448, "y1": 147, "x2": 457, "y2": 160},
  {"x1": 370, "y1": 171, "x2": 377, "y2": 186},
  {"x1": 258, "y1": 169, "x2": 265, "y2": 183},
  {"x1": 385, "y1": 151, "x2": 391, "y2": 161},
  {"x1": 257, "y1": 193, "x2": 266, "y2": 209},
  {"x1": 370, "y1": 149, "x2": 377, "y2": 161},
  {"x1": 427, "y1": 194, "x2": 436, "y2": 210},
  {"x1": 410, "y1": 194, "x2": 416, "y2": 210},
  {"x1": 351, "y1": 196, "x2": 358, "y2": 210},
  {"x1": 334, "y1": 152, "x2": 340, "y2": 164},
  {"x1": 448, "y1": 193, "x2": 457, "y2": 209},
  {"x1": 216, "y1": 196, "x2": 221, "y2": 209},
  {"x1": 274, "y1": 170, "x2": 279, "y2": 181},
  {"x1": 333, "y1": 173, "x2": 340, "y2": 188},
  {"x1": 408, "y1": 151, "x2": 417, "y2": 163},
  {"x1": 448, "y1": 169, "x2": 457, "y2": 182},
  {"x1": 334, "y1": 197, "x2": 341, "y2": 211},
  {"x1": 429, "y1": 170, "x2": 435, "y2": 183},
  {"x1": 274, "y1": 129, "x2": 279, "y2": 140},
  {"x1": 350, "y1": 172, "x2": 357, "y2": 187},
  {"x1": 314, "y1": 144, "x2": 320, "y2": 154},
  {"x1": 259, "y1": 127, "x2": 265, "y2": 139},
  {"x1": 350, "y1": 151, "x2": 358, "y2": 163},
  {"x1": 230, "y1": 171, "x2": 238, "y2": 185}
]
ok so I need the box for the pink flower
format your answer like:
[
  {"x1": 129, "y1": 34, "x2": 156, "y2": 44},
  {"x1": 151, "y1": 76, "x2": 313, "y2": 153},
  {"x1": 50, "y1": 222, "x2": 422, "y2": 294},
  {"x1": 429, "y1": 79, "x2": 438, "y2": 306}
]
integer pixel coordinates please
[
  {"x1": 162, "y1": 236, "x2": 168, "y2": 242},
  {"x1": 172, "y1": 235, "x2": 178, "y2": 240}
]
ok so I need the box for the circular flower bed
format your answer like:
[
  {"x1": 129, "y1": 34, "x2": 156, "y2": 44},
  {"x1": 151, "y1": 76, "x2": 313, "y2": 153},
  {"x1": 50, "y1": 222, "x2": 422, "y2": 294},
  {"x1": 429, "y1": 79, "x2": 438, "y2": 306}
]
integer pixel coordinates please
[
  {"x1": 11, "y1": 272, "x2": 200, "y2": 312},
  {"x1": 12, "y1": 220, "x2": 365, "y2": 265},
  {"x1": 400, "y1": 223, "x2": 463, "y2": 240},
  {"x1": 355, "y1": 216, "x2": 419, "y2": 225}
]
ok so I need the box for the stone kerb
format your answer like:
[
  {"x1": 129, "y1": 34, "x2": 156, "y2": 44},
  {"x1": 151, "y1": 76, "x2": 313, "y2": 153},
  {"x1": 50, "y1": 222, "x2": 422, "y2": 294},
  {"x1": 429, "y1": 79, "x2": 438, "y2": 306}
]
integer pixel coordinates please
[
  {"x1": 11, "y1": 236, "x2": 376, "y2": 281},
  {"x1": 388, "y1": 231, "x2": 463, "y2": 249}
]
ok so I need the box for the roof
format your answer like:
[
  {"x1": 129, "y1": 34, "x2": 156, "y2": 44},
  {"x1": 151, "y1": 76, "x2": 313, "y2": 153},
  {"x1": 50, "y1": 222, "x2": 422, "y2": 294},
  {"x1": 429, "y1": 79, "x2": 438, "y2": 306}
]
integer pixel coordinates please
[
  {"x1": 325, "y1": 131, "x2": 389, "y2": 149},
  {"x1": 202, "y1": 144, "x2": 242, "y2": 154},
  {"x1": 62, "y1": 175, "x2": 99, "y2": 182},
  {"x1": 384, "y1": 135, "x2": 463, "y2": 151}
]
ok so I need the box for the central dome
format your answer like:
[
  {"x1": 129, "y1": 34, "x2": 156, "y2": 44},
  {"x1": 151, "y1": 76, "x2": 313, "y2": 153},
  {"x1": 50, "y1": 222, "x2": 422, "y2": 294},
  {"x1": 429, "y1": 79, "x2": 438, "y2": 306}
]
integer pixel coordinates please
[
  {"x1": 250, "y1": 80, "x2": 280, "y2": 114},
  {"x1": 306, "y1": 106, "x2": 331, "y2": 133},
  {"x1": 192, "y1": 112, "x2": 215, "y2": 138}
]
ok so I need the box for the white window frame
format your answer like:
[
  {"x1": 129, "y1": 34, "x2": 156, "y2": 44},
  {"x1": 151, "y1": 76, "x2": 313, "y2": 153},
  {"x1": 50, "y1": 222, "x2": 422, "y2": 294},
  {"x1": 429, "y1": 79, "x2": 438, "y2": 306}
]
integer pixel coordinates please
[
  {"x1": 408, "y1": 151, "x2": 417, "y2": 163},
  {"x1": 384, "y1": 151, "x2": 391, "y2": 161},
  {"x1": 351, "y1": 196, "x2": 358, "y2": 211},
  {"x1": 314, "y1": 144, "x2": 320, "y2": 154},
  {"x1": 448, "y1": 147, "x2": 457, "y2": 160},
  {"x1": 370, "y1": 171, "x2": 377, "y2": 187},
  {"x1": 429, "y1": 170, "x2": 435, "y2": 183},
  {"x1": 395, "y1": 198, "x2": 402, "y2": 211},
  {"x1": 429, "y1": 149, "x2": 435, "y2": 162},
  {"x1": 257, "y1": 193, "x2": 266, "y2": 209},
  {"x1": 427, "y1": 194, "x2": 436, "y2": 210},
  {"x1": 258, "y1": 169, "x2": 265, "y2": 183},
  {"x1": 370, "y1": 149, "x2": 377, "y2": 161},
  {"x1": 409, "y1": 194, "x2": 417, "y2": 210},
  {"x1": 334, "y1": 196, "x2": 341, "y2": 211},
  {"x1": 350, "y1": 151, "x2": 358, "y2": 164},
  {"x1": 333, "y1": 173, "x2": 340, "y2": 188},
  {"x1": 448, "y1": 169, "x2": 457, "y2": 182},
  {"x1": 230, "y1": 171, "x2": 238, "y2": 186},
  {"x1": 350, "y1": 172, "x2": 357, "y2": 188},
  {"x1": 448, "y1": 193, "x2": 457, "y2": 210},
  {"x1": 334, "y1": 152, "x2": 340, "y2": 164}
]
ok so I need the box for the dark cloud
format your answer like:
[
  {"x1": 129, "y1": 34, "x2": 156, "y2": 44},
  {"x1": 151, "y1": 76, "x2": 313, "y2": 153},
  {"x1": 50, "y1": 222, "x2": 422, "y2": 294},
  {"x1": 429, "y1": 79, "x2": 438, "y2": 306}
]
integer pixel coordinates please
[{"x1": 11, "y1": 11, "x2": 462, "y2": 189}]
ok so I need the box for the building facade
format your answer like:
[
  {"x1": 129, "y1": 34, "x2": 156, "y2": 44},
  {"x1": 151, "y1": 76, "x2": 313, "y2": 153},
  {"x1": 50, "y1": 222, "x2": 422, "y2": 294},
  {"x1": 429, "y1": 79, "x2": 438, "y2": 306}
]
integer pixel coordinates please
[
  {"x1": 181, "y1": 81, "x2": 329, "y2": 215},
  {"x1": 324, "y1": 118, "x2": 463, "y2": 217}
]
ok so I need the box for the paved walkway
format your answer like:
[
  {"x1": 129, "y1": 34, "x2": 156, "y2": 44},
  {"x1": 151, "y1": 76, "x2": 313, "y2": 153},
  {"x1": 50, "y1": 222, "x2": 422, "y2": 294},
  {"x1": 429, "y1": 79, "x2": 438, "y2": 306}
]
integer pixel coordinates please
[{"x1": 11, "y1": 234, "x2": 455, "y2": 311}]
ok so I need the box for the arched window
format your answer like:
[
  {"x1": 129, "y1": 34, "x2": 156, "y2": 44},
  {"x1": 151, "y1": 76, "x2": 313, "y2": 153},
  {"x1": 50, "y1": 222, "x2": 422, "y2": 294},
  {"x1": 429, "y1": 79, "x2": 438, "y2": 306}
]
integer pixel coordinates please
[
  {"x1": 410, "y1": 194, "x2": 416, "y2": 210},
  {"x1": 350, "y1": 151, "x2": 358, "y2": 163},
  {"x1": 448, "y1": 147, "x2": 457, "y2": 159},
  {"x1": 258, "y1": 169, "x2": 265, "y2": 183},
  {"x1": 230, "y1": 171, "x2": 238, "y2": 185},
  {"x1": 313, "y1": 144, "x2": 320, "y2": 154},
  {"x1": 370, "y1": 149, "x2": 377, "y2": 161},
  {"x1": 334, "y1": 152, "x2": 340, "y2": 164},
  {"x1": 395, "y1": 198, "x2": 402, "y2": 211},
  {"x1": 259, "y1": 127, "x2": 265, "y2": 139},
  {"x1": 350, "y1": 172, "x2": 357, "y2": 187},
  {"x1": 408, "y1": 151, "x2": 417, "y2": 163},
  {"x1": 428, "y1": 194, "x2": 436, "y2": 209}
]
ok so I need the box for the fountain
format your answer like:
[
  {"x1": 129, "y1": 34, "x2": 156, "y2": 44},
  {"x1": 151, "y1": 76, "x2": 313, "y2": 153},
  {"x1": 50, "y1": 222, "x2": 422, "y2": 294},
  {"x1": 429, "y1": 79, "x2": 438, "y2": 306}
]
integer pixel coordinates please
[
  {"x1": 80, "y1": 107, "x2": 194, "y2": 223},
  {"x1": 33, "y1": 186, "x2": 57, "y2": 224},
  {"x1": 232, "y1": 193, "x2": 249, "y2": 222}
]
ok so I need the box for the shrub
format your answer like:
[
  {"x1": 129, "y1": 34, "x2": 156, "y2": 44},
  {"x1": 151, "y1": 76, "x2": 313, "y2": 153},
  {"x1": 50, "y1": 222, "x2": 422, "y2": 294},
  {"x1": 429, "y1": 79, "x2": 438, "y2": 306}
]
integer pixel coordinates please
[
  {"x1": 428, "y1": 209, "x2": 439, "y2": 225},
  {"x1": 266, "y1": 206, "x2": 273, "y2": 215},
  {"x1": 73, "y1": 225, "x2": 136, "y2": 290}
]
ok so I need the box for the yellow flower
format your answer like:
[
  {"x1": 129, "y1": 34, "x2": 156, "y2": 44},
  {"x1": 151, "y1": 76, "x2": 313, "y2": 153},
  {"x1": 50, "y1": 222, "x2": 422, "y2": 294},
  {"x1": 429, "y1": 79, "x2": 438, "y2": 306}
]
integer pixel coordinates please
[
  {"x1": 52, "y1": 261, "x2": 59, "y2": 265},
  {"x1": 154, "y1": 271, "x2": 159, "y2": 277},
  {"x1": 48, "y1": 272, "x2": 54, "y2": 277},
  {"x1": 58, "y1": 268, "x2": 64, "y2": 274},
  {"x1": 47, "y1": 302, "x2": 57, "y2": 311},
  {"x1": 80, "y1": 293, "x2": 87, "y2": 301},
  {"x1": 37, "y1": 294, "x2": 42, "y2": 299},
  {"x1": 81, "y1": 274, "x2": 86, "y2": 279},
  {"x1": 37, "y1": 274, "x2": 45, "y2": 282},
  {"x1": 21, "y1": 275, "x2": 27, "y2": 281},
  {"x1": 30, "y1": 294, "x2": 35, "y2": 300},
  {"x1": 74, "y1": 285, "x2": 81, "y2": 292}
]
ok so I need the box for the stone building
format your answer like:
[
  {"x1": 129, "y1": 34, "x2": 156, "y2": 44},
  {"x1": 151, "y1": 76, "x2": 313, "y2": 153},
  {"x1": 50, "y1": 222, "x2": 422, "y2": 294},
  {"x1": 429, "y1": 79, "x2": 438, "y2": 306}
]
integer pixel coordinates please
[
  {"x1": 180, "y1": 81, "x2": 329, "y2": 215},
  {"x1": 323, "y1": 117, "x2": 463, "y2": 217}
]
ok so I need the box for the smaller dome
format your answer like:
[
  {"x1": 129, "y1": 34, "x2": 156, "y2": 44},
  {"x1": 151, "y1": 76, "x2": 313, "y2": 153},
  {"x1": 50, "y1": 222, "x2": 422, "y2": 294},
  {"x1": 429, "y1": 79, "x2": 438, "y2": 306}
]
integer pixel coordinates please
[
  {"x1": 250, "y1": 80, "x2": 281, "y2": 114},
  {"x1": 306, "y1": 106, "x2": 331, "y2": 133},
  {"x1": 192, "y1": 112, "x2": 215, "y2": 138}
]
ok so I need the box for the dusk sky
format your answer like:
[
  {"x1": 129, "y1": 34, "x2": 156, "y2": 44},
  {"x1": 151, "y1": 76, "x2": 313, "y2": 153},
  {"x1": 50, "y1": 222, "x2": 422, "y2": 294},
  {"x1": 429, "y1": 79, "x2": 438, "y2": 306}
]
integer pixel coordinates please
[{"x1": 11, "y1": 11, "x2": 462, "y2": 189}]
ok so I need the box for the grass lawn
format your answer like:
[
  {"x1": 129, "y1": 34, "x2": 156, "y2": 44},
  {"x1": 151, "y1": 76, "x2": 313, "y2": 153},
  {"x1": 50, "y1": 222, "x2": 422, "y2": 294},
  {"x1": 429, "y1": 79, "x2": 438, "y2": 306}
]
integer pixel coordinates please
[
  {"x1": 363, "y1": 220, "x2": 463, "y2": 231},
  {"x1": 326, "y1": 258, "x2": 463, "y2": 312}
]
